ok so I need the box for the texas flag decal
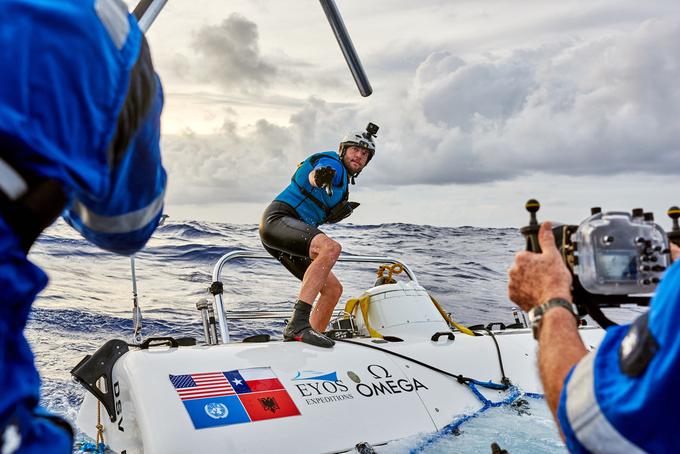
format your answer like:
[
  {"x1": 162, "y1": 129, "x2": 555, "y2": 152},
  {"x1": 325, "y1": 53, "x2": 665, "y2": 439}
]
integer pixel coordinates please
[{"x1": 170, "y1": 367, "x2": 300, "y2": 429}]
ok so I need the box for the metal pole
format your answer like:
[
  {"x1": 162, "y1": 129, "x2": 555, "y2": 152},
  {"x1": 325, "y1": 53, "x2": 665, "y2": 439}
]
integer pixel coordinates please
[
  {"x1": 133, "y1": 0, "x2": 169, "y2": 33},
  {"x1": 213, "y1": 293, "x2": 229, "y2": 343},
  {"x1": 319, "y1": 0, "x2": 372, "y2": 97},
  {"x1": 131, "y1": 256, "x2": 143, "y2": 343},
  {"x1": 210, "y1": 251, "x2": 419, "y2": 344},
  {"x1": 196, "y1": 299, "x2": 213, "y2": 344},
  {"x1": 129, "y1": 214, "x2": 167, "y2": 343},
  {"x1": 208, "y1": 303, "x2": 219, "y2": 344}
]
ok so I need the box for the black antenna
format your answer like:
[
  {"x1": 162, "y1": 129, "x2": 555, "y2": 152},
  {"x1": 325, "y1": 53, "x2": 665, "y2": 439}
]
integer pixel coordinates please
[{"x1": 319, "y1": 0, "x2": 373, "y2": 97}]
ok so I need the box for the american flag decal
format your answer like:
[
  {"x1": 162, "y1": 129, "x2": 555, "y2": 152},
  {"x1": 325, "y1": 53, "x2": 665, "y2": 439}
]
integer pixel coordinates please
[
  {"x1": 169, "y1": 372, "x2": 236, "y2": 401},
  {"x1": 170, "y1": 367, "x2": 300, "y2": 429}
]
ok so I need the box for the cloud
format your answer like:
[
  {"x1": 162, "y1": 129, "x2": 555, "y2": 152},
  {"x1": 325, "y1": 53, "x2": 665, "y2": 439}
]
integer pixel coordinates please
[
  {"x1": 163, "y1": 18, "x2": 680, "y2": 205},
  {"x1": 163, "y1": 13, "x2": 343, "y2": 96},
  {"x1": 162, "y1": 97, "x2": 359, "y2": 205},
  {"x1": 163, "y1": 118, "x2": 294, "y2": 204},
  {"x1": 170, "y1": 14, "x2": 277, "y2": 91},
  {"x1": 374, "y1": 18, "x2": 680, "y2": 184}
]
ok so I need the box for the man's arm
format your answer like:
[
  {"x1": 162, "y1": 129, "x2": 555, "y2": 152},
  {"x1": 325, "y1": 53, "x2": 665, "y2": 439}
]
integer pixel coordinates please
[
  {"x1": 537, "y1": 307, "x2": 587, "y2": 423},
  {"x1": 512, "y1": 224, "x2": 680, "y2": 452},
  {"x1": 308, "y1": 157, "x2": 342, "y2": 188},
  {"x1": 508, "y1": 222, "x2": 587, "y2": 426}
]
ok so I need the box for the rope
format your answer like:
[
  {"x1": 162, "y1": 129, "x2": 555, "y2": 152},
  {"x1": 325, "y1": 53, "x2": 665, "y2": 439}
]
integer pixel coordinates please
[
  {"x1": 428, "y1": 294, "x2": 475, "y2": 336},
  {"x1": 334, "y1": 338, "x2": 508, "y2": 391},
  {"x1": 485, "y1": 329, "x2": 511, "y2": 386},
  {"x1": 346, "y1": 264, "x2": 474, "y2": 338},
  {"x1": 80, "y1": 401, "x2": 106, "y2": 453},
  {"x1": 333, "y1": 338, "x2": 536, "y2": 453},
  {"x1": 343, "y1": 295, "x2": 383, "y2": 338},
  {"x1": 342, "y1": 261, "x2": 393, "y2": 338},
  {"x1": 96, "y1": 401, "x2": 104, "y2": 446},
  {"x1": 377, "y1": 263, "x2": 473, "y2": 336},
  {"x1": 376, "y1": 263, "x2": 403, "y2": 283},
  {"x1": 409, "y1": 388, "x2": 543, "y2": 453}
]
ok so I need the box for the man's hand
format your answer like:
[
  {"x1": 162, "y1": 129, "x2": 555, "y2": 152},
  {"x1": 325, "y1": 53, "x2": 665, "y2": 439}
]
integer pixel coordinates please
[
  {"x1": 313, "y1": 166, "x2": 336, "y2": 188},
  {"x1": 508, "y1": 222, "x2": 573, "y2": 312},
  {"x1": 671, "y1": 243, "x2": 680, "y2": 262}
]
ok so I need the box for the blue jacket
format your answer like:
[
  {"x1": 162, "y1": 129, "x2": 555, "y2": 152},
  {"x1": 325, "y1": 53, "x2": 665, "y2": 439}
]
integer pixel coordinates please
[
  {"x1": 275, "y1": 151, "x2": 349, "y2": 227},
  {"x1": 558, "y1": 260, "x2": 680, "y2": 453},
  {"x1": 0, "y1": 0, "x2": 166, "y2": 255},
  {"x1": 0, "y1": 1, "x2": 165, "y2": 450}
]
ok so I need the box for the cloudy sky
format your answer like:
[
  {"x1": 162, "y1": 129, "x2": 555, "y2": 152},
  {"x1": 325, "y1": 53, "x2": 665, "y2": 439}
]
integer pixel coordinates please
[{"x1": 140, "y1": 0, "x2": 679, "y2": 228}]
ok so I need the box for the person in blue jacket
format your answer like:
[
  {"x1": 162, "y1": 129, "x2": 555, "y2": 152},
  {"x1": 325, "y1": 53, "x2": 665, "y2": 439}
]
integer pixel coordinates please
[
  {"x1": 0, "y1": 1, "x2": 166, "y2": 452},
  {"x1": 259, "y1": 124, "x2": 379, "y2": 348},
  {"x1": 508, "y1": 222, "x2": 680, "y2": 453}
]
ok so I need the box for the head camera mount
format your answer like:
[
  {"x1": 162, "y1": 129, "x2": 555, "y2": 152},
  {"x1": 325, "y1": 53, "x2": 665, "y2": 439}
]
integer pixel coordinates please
[
  {"x1": 365, "y1": 122, "x2": 379, "y2": 140},
  {"x1": 520, "y1": 199, "x2": 677, "y2": 328}
]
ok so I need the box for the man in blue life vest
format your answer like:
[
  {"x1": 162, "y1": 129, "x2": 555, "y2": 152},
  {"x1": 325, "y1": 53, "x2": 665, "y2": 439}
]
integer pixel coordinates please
[
  {"x1": 508, "y1": 222, "x2": 680, "y2": 452},
  {"x1": 0, "y1": 1, "x2": 166, "y2": 452},
  {"x1": 259, "y1": 123, "x2": 379, "y2": 348}
]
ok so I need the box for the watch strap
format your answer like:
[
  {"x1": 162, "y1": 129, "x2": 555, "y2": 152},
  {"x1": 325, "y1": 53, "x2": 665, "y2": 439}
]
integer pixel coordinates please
[{"x1": 529, "y1": 298, "x2": 578, "y2": 340}]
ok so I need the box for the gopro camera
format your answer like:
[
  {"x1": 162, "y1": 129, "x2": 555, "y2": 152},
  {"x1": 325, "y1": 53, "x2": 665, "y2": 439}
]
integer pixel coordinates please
[{"x1": 365, "y1": 122, "x2": 379, "y2": 139}]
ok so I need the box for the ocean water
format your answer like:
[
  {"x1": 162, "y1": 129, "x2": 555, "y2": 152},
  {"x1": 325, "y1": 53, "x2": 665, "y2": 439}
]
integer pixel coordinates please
[{"x1": 26, "y1": 219, "x2": 636, "y2": 453}]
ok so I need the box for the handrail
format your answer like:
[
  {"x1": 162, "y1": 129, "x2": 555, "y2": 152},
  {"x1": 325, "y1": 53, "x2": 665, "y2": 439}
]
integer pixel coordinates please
[
  {"x1": 224, "y1": 310, "x2": 344, "y2": 320},
  {"x1": 210, "y1": 250, "x2": 419, "y2": 343}
]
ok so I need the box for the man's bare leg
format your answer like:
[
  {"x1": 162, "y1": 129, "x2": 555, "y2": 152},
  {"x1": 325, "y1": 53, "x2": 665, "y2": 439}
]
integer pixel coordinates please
[
  {"x1": 298, "y1": 234, "x2": 341, "y2": 304},
  {"x1": 283, "y1": 234, "x2": 340, "y2": 347},
  {"x1": 310, "y1": 271, "x2": 342, "y2": 331}
]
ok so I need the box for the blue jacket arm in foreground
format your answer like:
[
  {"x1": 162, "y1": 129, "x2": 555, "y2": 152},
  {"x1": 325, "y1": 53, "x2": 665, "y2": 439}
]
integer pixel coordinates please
[
  {"x1": 63, "y1": 76, "x2": 167, "y2": 256},
  {"x1": 557, "y1": 260, "x2": 680, "y2": 453}
]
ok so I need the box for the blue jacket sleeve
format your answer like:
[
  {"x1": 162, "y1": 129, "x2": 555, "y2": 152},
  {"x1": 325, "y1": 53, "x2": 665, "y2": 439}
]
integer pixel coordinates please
[
  {"x1": 557, "y1": 260, "x2": 680, "y2": 453},
  {"x1": 63, "y1": 76, "x2": 166, "y2": 256}
]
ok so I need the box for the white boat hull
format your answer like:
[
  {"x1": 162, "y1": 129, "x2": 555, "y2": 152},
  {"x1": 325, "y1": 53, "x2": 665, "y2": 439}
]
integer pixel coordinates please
[{"x1": 76, "y1": 325, "x2": 605, "y2": 453}]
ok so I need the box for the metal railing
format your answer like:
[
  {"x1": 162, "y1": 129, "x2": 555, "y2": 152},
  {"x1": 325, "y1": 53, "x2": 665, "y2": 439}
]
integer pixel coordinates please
[{"x1": 210, "y1": 250, "x2": 418, "y2": 343}]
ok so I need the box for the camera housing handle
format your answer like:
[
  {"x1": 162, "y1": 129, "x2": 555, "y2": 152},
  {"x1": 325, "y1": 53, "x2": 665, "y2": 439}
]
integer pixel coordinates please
[{"x1": 668, "y1": 206, "x2": 680, "y2": 247}]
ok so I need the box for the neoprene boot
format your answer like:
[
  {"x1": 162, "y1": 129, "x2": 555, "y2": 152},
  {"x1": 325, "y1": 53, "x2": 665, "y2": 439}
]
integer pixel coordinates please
[{"x1": 283, "y1": 300, "x2": 335, "y2": 348}]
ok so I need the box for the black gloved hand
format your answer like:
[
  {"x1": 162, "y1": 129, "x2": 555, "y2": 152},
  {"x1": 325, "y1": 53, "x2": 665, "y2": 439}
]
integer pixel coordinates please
[{"x1": 314, "y1": 166, "x2": 336, "y2": 188}]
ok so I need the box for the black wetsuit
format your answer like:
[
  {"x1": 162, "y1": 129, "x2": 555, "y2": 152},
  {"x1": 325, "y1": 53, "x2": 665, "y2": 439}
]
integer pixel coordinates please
[
  {"x1": 259, "y1": 201, "x2": 323, "y2": 280},
  {"x1": 260, "y1": 151, "x2": 351, "y2": 280}
]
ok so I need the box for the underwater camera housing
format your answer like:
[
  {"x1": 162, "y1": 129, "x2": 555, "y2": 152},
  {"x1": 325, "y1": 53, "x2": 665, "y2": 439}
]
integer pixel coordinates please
[
  {"x1": 521, "y1": 200, "x2": 677, "y2": 328},
  {"x1": 575, "y1": 211, "x2": 668, "y2": 294}
]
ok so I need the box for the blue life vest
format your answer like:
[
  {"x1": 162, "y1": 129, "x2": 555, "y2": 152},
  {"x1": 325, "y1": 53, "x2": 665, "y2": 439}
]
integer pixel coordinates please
[{"x1": 275, "y1": 151, "x2": 349, "y2": 227}]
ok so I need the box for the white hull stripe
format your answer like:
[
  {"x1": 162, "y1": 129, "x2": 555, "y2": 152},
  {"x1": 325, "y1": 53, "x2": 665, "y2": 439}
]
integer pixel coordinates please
[
  {"x1": 566, "y1": 351, "x2": 644, "y2": 453},
  {"x1": 72, "y1": 188, "x2": 165, "y2": 234},
  {"x1": 94, "y1": 0, "x2": 130, "y2": 50},
  {"x1": 0, "y1": 157, "x2": 28, "y2": 201}
]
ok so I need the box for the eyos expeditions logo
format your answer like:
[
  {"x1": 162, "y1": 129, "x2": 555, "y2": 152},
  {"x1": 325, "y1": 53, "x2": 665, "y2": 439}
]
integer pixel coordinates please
[
  {"x1": 292, "y1": 365, "x2": 428, "y2": 404},
  {"x1": 291, "y1": 370, "x2": 353, "y2": 405}
]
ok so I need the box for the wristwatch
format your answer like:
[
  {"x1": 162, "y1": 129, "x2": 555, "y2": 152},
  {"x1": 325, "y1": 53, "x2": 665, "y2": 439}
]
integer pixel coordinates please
[{"x1": 528, "y1": 298, "x2": 579, "y2": 340}]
